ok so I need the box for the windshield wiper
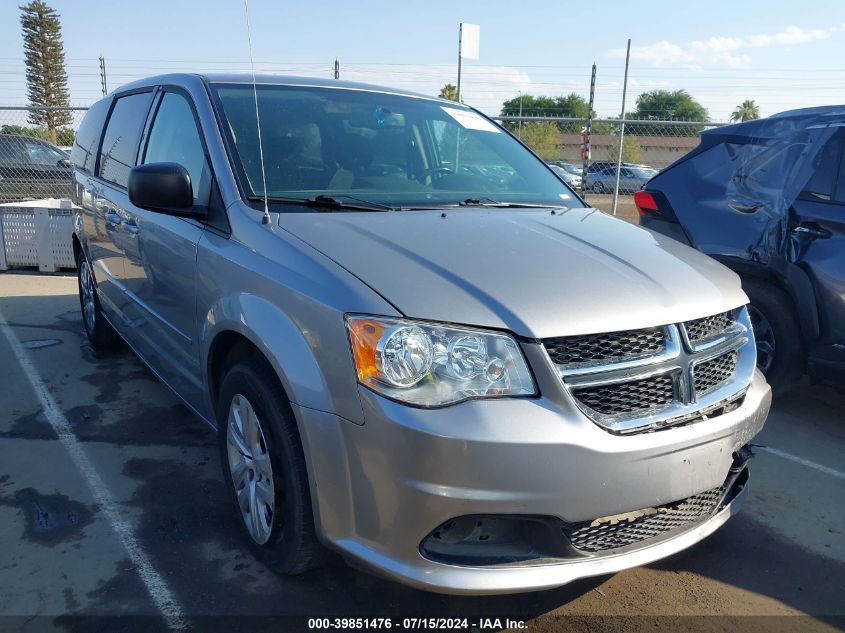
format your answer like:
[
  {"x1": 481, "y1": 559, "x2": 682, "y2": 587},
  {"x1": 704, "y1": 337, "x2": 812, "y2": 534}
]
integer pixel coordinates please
[
  {"x1": 458, "y1": 197, "x2": 568, "y2": 209},
  {"x1": 247, "y1": 194, "x2": 394, "y2": 212}
]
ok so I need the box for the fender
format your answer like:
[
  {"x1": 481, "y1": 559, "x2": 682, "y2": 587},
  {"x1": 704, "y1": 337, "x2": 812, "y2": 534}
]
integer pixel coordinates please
[
  {"x1": 200, "y1": 292, "x2": 362, "y2": 425},
  {"x1": 712, "y1": 255, "x2": 820, "y2": 342}
]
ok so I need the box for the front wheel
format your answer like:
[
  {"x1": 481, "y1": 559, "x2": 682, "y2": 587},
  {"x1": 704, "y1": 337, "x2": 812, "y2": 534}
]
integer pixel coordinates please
[
  {"x1": 217, "y1": 357, "x2": 325, "y2": 574},
  {"x1": 743, "y1": 279, "x2": 804, "y2": 390}
]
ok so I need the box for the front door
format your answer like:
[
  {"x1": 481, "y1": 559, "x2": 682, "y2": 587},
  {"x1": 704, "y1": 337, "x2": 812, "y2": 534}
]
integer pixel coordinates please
[
  {"x1": 118, "y1": 90, "x2": 212, "y2": 408},
  {"x1": 790, "y1": 126, "x2": 845, "y2": 358}
]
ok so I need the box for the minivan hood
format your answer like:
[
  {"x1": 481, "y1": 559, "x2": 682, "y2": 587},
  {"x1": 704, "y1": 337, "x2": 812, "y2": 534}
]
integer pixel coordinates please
[{"x1": 280, "y1": 208, "x2": 747, "y2": 338}]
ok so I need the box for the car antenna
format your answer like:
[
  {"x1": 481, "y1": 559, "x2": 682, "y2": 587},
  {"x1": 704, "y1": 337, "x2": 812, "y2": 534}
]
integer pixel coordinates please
[{"x1": 243, "y1": 0, "x2": 271, "y2": 226}]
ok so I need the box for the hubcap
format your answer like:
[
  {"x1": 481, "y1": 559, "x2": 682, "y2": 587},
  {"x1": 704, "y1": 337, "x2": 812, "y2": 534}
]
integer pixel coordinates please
[
  {"x1": 226, "y1": 394, "x2": 275, "y2": 545},
  {"x1": 748, "y1": 304, "x2": 776, "y2": 374},
  {"x1": 79, "y1": 260, "x2": 96, "y2": 332}
]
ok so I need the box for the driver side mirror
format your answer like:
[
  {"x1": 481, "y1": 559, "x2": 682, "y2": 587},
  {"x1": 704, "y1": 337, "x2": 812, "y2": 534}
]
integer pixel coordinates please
[
  {"x1": 57, "y1": 157, "x2": 71, "y2": 168},
  {"x1": 129, "y1": 162, "x2": 202, "y2": 216}
]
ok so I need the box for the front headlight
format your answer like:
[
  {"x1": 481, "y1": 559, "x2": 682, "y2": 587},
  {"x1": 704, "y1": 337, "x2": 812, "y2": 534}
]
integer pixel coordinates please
[{"x1": 345, "y1": 315, "x2": 537, "y2": 407}]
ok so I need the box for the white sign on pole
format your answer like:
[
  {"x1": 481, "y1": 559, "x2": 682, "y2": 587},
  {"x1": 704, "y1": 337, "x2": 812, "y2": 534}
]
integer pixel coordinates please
[{"x1": 460, "y1": 23, "x2": 480, "y2": 60}]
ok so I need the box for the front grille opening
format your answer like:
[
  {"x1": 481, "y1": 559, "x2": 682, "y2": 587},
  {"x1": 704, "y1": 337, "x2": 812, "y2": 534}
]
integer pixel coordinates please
[
  {"x1": 694, "y1": 351, "x2": 738, "y2": 396},
  {"x1": 573, "y1": 373, "x2": 674, "y2": 416},
  {"x1": 685, "y1": 311, "x2": 736, "y2": 345},
  {"x1": 420, "y1": 515, "x2": 574, "y2": 567},
  {"x1": 421, "y1": 459, "x2": 752, "y2": 566},
  {"x1": 562, "y1": 487, "x2": 724, "y2": 553},
  {"x1": 544, "y1": 327, "x2": 665, "y2": 366}
]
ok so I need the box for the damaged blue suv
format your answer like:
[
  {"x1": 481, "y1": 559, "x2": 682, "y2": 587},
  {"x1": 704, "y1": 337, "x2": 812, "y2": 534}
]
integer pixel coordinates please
[{"x1": 638, "y1": 106, "x2": 845, "y2": 388}]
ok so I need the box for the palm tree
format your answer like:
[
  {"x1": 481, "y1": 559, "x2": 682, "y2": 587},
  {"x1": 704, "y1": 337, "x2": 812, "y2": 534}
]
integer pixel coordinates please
[
  {"x1": 730, "y1": 100, "x2": 761, "y2": 122},
  {"x1": 439, "y1": 84, "x2": 458, "y2": 102}
]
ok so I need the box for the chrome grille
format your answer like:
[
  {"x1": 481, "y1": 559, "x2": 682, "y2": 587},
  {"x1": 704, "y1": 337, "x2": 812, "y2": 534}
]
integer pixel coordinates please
[
  {"x1": 562, "y1": 487, "x2": 724, "y2": 553},
  {"x1": 694, "y1": 351, "x2": 738, "y2": 395},
  {"x1": 544, "y1": 328, "x2": 665, "y2": 366},
  {"x1": 573, "y1": 374, "x2": 674, "y2": 416},
  {"x1": 685, "y1": 311, "x2": 735, "y2": 345},
  {"x1": 545, "y1": 307, "x2": 756, "y2": 433}
]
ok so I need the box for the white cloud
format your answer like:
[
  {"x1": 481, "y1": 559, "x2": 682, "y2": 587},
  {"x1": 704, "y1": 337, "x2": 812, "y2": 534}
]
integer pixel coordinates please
[{"x1": 610, "y1": 24, "x2": 841, "y2": 68}]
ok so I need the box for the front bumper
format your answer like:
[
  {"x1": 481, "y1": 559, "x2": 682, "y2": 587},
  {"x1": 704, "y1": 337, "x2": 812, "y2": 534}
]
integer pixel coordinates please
[{"x1": 294, "y1": 370, "x2": 770, "y2": 594}]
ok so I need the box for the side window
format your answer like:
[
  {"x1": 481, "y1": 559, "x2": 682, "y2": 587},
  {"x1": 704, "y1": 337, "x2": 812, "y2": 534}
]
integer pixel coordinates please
[
  {"x1": 0, "y1": 137, "x2": 26, "y2": 165},
  {"x1": 800, "y1": 132, "x2": 844, "y2": 203},
  {"x1": 143, "y1": 92, "x2": 211, "y2": 204},
  {"x1": 24, "y1": 139, "x2": 66, "y2": 167},
  {"x1": 99, "y1": 92, "x2": 153, "y2": 188},
  {"x1": 72, "y1": 97, "x2": 110, "y2": 173}
]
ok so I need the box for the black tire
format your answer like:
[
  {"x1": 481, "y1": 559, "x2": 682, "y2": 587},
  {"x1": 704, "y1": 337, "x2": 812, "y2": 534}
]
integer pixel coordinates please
[
  {"x1": 76, "y1": 249, "x2": 119, "y2": 349},
  {"x1": 742, "y1": 278, "x2": 804, "y2": 390},
  {"x1": 216, "y1": 357, "x2": 325, "y2": 574},
  {"x1": 592, "y1": 181, "x2": 605, "y2": 194}
]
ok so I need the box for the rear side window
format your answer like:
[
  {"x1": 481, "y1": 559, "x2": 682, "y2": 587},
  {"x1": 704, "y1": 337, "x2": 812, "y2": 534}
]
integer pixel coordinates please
[
  {"x1": 71, "y1": 97, "x2": 110, "y2": 174},
  {"x1": 800, "y1": 131, "x2": 844, "y2": 202},
  {"x1": 0, "y1": 136, "x2": 26, "y2": 165},
  {"x1": 143, "y1": 92, "x2": 211, "y2": 204},
  {"x1": 99, "y1": 92, "x2": 153, "y2": 188}
]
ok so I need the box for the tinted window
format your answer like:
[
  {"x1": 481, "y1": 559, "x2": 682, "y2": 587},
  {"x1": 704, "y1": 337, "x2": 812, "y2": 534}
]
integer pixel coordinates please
[
  {"x1": 800, "y1": 132, "x2": 843, "y2": 202},
  {"x1": 23, "y1": 139, "x2": 66, "y2": 167},
  {"x1": 143, "y1": 92, "x2": 211, "y2": 204},
  {"x1": 72, "y1": 97, "x2": 110, "y2": 174},
  {"x1": 99, "y1": 92, "x2": 153, "y2": 188},
  {"x1": 0, "y1": 136, "x2": 26, "y2": 165}
]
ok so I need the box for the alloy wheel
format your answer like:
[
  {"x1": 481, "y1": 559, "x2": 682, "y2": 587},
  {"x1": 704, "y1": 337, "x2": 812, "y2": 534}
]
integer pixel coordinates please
[
  {"x1": 226, "y1": 394, "x2": 276, "y2": 545},
  {"x1": 79, "y1": 259, "x2": 96, "y2": 333}
]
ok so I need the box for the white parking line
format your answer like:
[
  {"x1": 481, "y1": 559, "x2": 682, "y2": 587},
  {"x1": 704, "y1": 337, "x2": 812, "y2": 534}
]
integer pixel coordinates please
[
  {"x1": 0, "y1": 308, "x2": 187, "y2": 630},
  {"x1": 759, "y1": 446, "x2": 845, "y2": 480}
]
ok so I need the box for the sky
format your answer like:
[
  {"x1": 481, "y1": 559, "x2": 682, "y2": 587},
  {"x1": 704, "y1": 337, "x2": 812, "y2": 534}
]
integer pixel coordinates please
[{"x1": 1, "y1": 0, "x2": 845, "y2": 122}]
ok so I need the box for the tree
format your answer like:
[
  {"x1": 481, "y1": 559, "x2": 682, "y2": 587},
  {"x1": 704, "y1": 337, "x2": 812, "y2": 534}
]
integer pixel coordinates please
[
  {"x1": 1, "y1": 123, "x2": 74, "y2": 146},
  {"x1": 518, "y1": 122, "x2": 560, "y2": 161},
  {"x1": 500, "y1": 93, "x2": 591, "y2": 132},
  {"x1": 628, "y1": 89, "x2": 708, "y2": 136},
  {"x1": 439, "y1": 84, "x2": 458, "y2": 102},
  {"x1": 20, "y1": 0, "x2": 71, "y2": 144},
  {"x1": 730, "y1": 100, "x2": 761, "y2": 122},
  {"x1": 607, "y1": 136, "x2": 641, "y2": 164},
  {"x1": 632, "y1": 89, "x2": 708, "y2": 121}
]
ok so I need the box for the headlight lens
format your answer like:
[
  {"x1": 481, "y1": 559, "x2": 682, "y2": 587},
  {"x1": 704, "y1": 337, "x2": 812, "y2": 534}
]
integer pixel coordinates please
[{"x1": 346, "y1": 316, "x2": 536, "y2": 407}]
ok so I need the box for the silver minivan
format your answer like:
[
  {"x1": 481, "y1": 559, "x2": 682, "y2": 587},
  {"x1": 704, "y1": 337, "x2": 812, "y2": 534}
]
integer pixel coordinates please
[{"x1": 71, "y1": 74, "x2": 771, "y2": 594}]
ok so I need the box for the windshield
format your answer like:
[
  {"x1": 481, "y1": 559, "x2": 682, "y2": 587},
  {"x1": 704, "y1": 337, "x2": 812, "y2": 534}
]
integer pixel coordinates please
[
  {"x1": 211, "y1": 83, "x2": 583, "y2": 210},
  {"x1": 562, "y1": 163, "x2": 581, "y2": 175}
]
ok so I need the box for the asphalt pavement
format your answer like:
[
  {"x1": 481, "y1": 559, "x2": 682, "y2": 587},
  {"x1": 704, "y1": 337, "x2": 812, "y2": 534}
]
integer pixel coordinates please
[{"x1": 0, "y1": 272, "x2": 842, "y2": 633}]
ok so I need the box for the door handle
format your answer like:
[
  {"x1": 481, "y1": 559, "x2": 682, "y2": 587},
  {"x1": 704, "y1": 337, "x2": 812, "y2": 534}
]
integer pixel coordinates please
[
  {"x1": 792, "y1": 223, "x2": 832, "y2": 239},
  {"x1": 122, "y1": 219, "x2": 139, "y2": 236},
  {"x1": 105, "y1": 210, "x2": 122, "y2": 226}
]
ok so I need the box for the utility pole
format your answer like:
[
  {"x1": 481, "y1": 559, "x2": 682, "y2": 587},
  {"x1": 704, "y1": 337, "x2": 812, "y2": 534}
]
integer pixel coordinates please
[
  {"x1": 333, "y1": 59, "x2": 339, "y2": 80},
  {"x1": 99, "y1": 55, "x2": 108, "y2": 96},
  {"x1": 456, "y1": 24, "x2": 463, "y2": 102},
  {"x1": 517, "y1": 91, "x2": 523, "y2": 139},
  {"x1": 611, "y1": 39, "x2": 631, "y2": 216},
  {"x1": 581, "y1": 63, "x2": 596, "y2": 195},
  {"x1": 456, "y1": 23, "x2": 479, "y2": 103}
]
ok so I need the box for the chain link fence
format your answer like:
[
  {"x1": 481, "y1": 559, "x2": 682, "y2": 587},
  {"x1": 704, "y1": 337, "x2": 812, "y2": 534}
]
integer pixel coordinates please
[
  {"x1": 493, "y1": 115, "x2": 728, "y2": 218},
  {"x1": 0, "y1": 107, "x2": 86, "y2": 270}
]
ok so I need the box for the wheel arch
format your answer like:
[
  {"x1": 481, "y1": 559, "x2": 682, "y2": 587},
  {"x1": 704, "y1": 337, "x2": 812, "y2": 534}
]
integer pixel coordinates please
[
  {"x1": 200, "y1": 294, "x2": 336, "y2": 425},
  {"x1": 710, "y1": 255, "x2": 819, "y2": 342}
]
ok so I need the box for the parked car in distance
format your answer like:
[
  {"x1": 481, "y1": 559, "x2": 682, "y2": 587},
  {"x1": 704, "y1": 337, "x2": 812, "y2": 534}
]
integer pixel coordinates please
[
  {"x1": 638, "y1": 106, "x2": 845, "y2": 388},
  {"x1": 586, "y1": 162, "x2": 658, "y2": 194},
  {"x1": 547, "y1": 162, "x2": 582, "y2": 189},
  {"x1": 0, "y1": 133, "x2": 73, "y2": 203},
  {"x1": 71, "y1": 74, "x2": 771, "y2": 594}
]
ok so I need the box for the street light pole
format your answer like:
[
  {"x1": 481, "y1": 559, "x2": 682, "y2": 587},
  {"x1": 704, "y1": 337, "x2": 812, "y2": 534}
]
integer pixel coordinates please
[{"x1": 518, "y1": 91, "x2": 523, "y2": 139}]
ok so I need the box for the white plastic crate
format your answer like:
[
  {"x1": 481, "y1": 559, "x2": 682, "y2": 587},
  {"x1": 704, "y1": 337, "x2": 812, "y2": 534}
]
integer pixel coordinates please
[{"x1": 0, "y1": 199, "x2": 76, "y2": 272}]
